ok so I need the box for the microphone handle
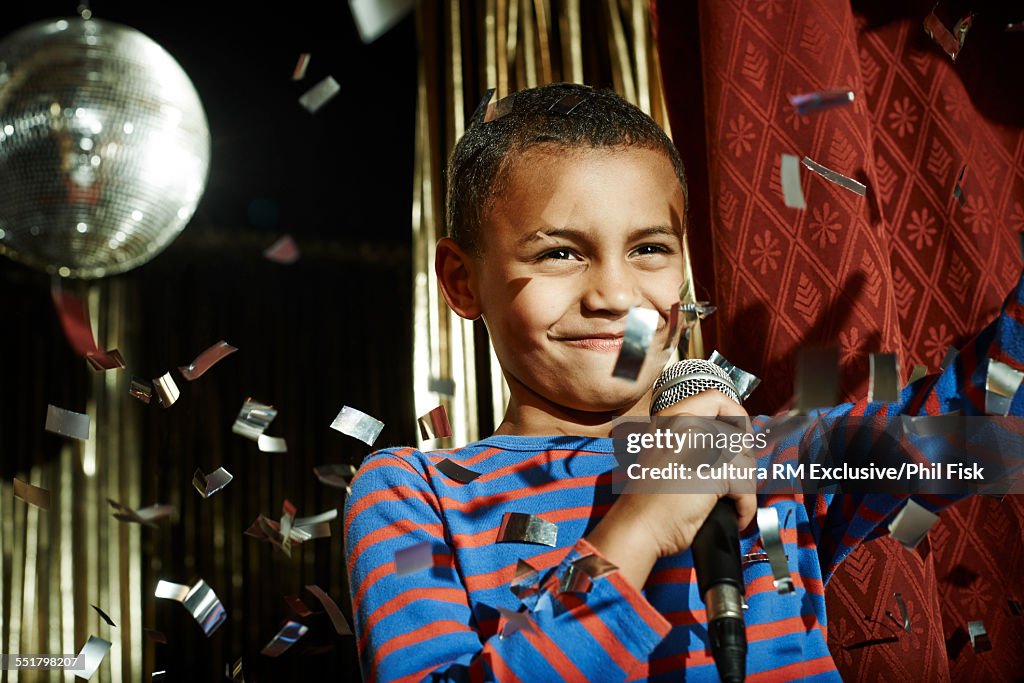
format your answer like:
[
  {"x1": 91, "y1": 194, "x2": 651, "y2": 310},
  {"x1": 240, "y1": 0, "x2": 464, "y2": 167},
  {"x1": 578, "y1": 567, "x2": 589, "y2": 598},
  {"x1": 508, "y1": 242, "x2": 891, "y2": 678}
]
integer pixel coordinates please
[{"x1": 691, "y1": 498, "x2": 747, "y2": 683}]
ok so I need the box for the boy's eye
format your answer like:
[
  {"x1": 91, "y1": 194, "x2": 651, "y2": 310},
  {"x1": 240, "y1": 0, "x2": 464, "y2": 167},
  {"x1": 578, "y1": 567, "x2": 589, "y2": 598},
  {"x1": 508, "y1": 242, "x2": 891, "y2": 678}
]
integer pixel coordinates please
[
  {"x1": 632, "y1": 243, "x2": 673, "y2": 256},
  {"x1": 540, "y1": 248, "x2": 580, "y2": 261}
]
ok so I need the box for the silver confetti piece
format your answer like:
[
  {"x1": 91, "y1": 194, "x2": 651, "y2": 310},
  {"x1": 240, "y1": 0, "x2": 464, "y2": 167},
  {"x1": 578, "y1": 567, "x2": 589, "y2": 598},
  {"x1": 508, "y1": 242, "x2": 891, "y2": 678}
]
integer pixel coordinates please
[
  {"x1": 263, "y1": 234, "x2": 301, "y2": 264},
  {"x1": 280, "y1": 500, "x2": 297, "y2": 557},
  {"x1": 108, "y1": 499, "x2": 175, "y2": 527},
  {"x1": 678, "y1": 301, "x2": 718, "y2": 321},
  {"x1": 781, "y1": 154, "x2": 807, "y2": 209},
  {"x1": 801, "y1": 156, "x2": 867, "y2": 196},
  {"x1": 1008, "y1": 599, "x2": 1023, "y2": 616},
  {"x1": 869, "y1": 353, "x2": 900, "y2": 403},
  {"x1": 788, "y1": 89, "x2": 855, "y2": 116},
  {"x1": 286, "y1": 595, "x2": 314, "y2": 617},
  {"x1": 91, "y1": 603, "x2": 116, "y2": 627},
  {"x1": 395, "y1": 540, "x2": 433, "y2": 576},
  {"x1": 794, "y1": 347, "x2": 840, "y2": 414},
  {"x1": 497, "y1": 607, "x2": 536, "y2": 639},
  {"x1": 888, "y1": 499, "x2": 939, "y2": 550},
  {"x1": 909, "y1": 365, "x2": 929, "y2": 384},
  {"x1": 232, "y1": 399, "x2": 278, "y2": 441},
  {"x1": 305, "y1": 584, "x2": 353, "y2": 636},
  {"x1": 85, "y1": 349, "x2": 125, "y2": 372},
  {"x1": 756, "y1": 507, "x2": 794, "y2": 593},
  {"x1": 511, "y1": 558, "x2": 540, "y2": 599},
  {"x1": 155, "y1": 580, "x2": 191, "y2": 602},
  {"x1": 192, "y1": 467, "x2": 233, "y2": 499},
  {"x1": 485, "y1": 94, "x2": 516, "y2": 123},
  {"x1": 742, "y1": 552, "x2": 785, "y2": 565},
  {"x1": 548, "y1": 93, "x2": 586, "y2": 116},
  {"x1": 182, "y1": 580, "x2": 227, "y2": 636},
  {"x1": 941, "y1": 347, "x2": 959, "y2": 371},
  {"x1": 294, "y1": 509, "x2": 338, "y2": 528},
  {"x1": 348, "y1": 0, "x2": 415, "y2": 43},
  {"x1": 894, "y1": 592, "x2": 910, "y2": 633},
  {"x1": 13, "y1": 478, "x2": 50, "y2": 510},
  {"x1": 709, "y1": 350, "x2": 762, "y2": 402},
  {"x1": 257, "y1": 434, "x2": 288, "y2": 453},
  {"x1": 497, "y1": 512, "x2": 558, "y2": 547},
  {"x1": 923, "y1": 10, "x2": 972, "y2": 61},
  {"x1": 260, "y1": 620, "x2": 308, "y2": 657},
  {"x1": 292, "y1": 53, "x2": 311, "y2": 81},
  {"x1": 152, "y1": 672, "x2": 167, "y2": 682},
  {"x1": 152, "y1": 373, "x2": 180, "y2": 408},
  {"x1": 298, "y1": 76, "x2": 340, "y2": 114},
  {"x1": 985, "y1": 359, "x2": 1024, "y2": 416},
  {"x1": 129, "y1": 377, "x2": 153, "y2": 404},
  {"x1": 45, "y1": 404, "x2": 90, "y2": 440},
  {"x1": 330, "y1": 405, "x2": 384, "y2": 446},
  {"x1": 76, "y1": 635, "x2": 112, "y2": 680},
  {"x1": 953, "y1": 164, "x2": 967, "y2": 207},
  {"x1": 559, "y1": 554, "x2": 617, "y2": 594},
  {"x1": 313, "y1": 464, "x2": 357, "y2": 489},
  {"x1": 178, "y1": 340, "x2": 237, "y2": 381},
  {"x1": 471, "y1": 87, "x2": 496, "y2": 121},
  {"x1": 435, "y1": 458, "x2": 481, "y2": 484},
  {"x1": 663, "y1": 303, "x2": 681, "y2": 350},
  {"x1": 428, "y1": 376, "x2": 456, "y2": 396},
  {"x1": 155, "y1": 580, "x2": 227, "y2": 636},
  {"x1": 418, "y1": 404, "x2": 452, "y2": 440},
  {"x1": 967, "y1": 620, "x2": 991, "y2": 653},
  {"x1": 227, "y1": 656, "x2": 244, "y2": 682},
  {"x1": 901, "y1": 412, "x2": 962, "y2": 437},
  {"x1": 612, "y1": 307, "x2": 659, "y2": 381}
]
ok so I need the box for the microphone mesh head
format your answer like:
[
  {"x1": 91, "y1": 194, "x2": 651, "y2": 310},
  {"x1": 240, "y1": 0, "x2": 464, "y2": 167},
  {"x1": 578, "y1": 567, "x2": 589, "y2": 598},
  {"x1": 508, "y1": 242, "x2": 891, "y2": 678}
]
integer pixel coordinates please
[{"x1": 651, "y1": 359, "x2": 740, "y2": 413}]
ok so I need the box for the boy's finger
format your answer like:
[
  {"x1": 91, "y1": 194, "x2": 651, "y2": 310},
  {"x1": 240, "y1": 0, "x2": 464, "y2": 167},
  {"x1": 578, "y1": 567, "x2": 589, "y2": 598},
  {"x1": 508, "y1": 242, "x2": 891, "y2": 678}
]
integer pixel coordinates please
[{"x1": 653, "y1": 389, "x2": 749, "y2": 418}]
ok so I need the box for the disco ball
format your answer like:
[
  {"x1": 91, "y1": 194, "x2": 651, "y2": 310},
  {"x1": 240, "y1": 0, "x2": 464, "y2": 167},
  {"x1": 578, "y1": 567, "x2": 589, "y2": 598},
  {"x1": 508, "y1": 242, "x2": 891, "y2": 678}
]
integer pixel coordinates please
[{"x1": 0, "y1": 17, "x2": 210, "y2": 279}]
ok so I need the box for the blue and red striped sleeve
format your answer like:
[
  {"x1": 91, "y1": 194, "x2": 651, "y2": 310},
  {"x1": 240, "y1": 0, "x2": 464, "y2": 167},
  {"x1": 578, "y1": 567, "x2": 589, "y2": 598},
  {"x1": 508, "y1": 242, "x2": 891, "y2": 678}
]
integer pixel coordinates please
[
  {"x1": 793, "y1": 265, "x2": 1024, "y2": 580},
  {"x1": 343, "y1": 450, "x2": 671, "y2": 682}
]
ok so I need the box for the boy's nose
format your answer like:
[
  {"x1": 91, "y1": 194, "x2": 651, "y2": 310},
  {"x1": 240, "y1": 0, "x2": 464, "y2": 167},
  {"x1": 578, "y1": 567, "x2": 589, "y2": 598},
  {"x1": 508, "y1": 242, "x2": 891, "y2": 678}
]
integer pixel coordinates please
[{"x1": 581, "y1": 263, "x2": 642, "y2": 314}]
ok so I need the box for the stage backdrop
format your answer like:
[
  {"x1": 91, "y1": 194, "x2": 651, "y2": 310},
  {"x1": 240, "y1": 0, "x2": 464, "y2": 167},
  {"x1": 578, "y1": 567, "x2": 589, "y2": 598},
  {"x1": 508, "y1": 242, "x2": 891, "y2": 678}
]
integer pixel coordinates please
[{"x1": 654, "y1": 1, "x2": 1024, "y2": 680}]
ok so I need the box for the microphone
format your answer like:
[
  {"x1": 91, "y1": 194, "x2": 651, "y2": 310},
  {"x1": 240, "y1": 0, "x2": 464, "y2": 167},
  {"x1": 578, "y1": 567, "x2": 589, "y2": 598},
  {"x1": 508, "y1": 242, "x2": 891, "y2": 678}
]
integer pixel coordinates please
[{"x1": 651, "y1": 359, "x2": 747, "y2": 683}]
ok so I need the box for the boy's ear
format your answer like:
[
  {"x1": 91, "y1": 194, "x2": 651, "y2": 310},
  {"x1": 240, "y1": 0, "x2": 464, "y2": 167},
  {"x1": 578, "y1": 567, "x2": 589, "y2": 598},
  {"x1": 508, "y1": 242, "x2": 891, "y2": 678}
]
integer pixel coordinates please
[{"x1": 435, "y1": 237, "x2": 482, "y2": 320}]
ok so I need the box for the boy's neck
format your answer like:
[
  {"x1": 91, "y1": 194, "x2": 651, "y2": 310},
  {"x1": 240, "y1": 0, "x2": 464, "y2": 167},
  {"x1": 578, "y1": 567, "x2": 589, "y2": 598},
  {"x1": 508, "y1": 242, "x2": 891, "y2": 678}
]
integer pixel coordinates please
[{"x1": 493, "y1": 383, "x2": 653, "y2": 438}]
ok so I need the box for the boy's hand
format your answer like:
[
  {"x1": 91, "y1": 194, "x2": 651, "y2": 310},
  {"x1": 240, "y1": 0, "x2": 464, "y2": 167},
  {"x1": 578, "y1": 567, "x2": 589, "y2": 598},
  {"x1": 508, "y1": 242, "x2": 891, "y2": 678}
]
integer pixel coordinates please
[{"x1": 587, "y1": 390, "x2": 758, "y2": 590}]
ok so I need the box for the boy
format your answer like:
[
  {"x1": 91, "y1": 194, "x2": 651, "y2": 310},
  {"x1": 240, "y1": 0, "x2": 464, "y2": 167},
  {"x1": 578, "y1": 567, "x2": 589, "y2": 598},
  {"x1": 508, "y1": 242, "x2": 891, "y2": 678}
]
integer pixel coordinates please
[{"x1": 344, "y1": 82, "x2": 1024, "y2": 681}]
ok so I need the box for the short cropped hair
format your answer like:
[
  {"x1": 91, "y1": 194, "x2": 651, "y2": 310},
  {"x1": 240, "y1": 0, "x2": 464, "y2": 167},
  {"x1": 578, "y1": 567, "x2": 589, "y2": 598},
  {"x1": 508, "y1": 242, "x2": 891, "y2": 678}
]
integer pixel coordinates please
[{"x1": 445, "y1": 82, "x2": 689, "y2": 254}]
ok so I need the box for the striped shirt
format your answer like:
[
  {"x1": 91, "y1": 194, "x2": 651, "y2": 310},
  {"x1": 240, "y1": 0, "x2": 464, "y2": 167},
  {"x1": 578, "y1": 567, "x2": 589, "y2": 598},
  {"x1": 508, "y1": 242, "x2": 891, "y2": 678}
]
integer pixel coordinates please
[{"x1": 344, "y1": 268, "x2": 1024, "y2": 682}]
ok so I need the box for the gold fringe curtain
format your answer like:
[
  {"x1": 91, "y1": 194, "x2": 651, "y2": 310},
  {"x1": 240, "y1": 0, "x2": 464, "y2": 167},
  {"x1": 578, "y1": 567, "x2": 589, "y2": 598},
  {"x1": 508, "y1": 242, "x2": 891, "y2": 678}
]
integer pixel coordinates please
[
  {"x1": 413, "y1": 0, "x2": 703, "y2": 444},
  {"x1": 0, "y1": 278, "x2": 141, "y2": 683}
]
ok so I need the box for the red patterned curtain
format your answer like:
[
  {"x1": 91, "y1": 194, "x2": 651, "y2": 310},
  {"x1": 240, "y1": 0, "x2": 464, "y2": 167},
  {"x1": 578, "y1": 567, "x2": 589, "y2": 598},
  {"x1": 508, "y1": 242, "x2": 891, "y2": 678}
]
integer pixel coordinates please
[{"x1": 654, "y1": 1, "x2": 1024, "y2": 680}]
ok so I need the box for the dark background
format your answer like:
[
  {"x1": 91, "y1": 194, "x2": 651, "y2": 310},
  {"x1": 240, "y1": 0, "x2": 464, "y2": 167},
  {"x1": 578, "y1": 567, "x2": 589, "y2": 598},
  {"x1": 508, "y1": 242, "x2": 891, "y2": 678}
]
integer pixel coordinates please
[{"x1": 0, "y1": 1, "x2": 418, "y2": 679}]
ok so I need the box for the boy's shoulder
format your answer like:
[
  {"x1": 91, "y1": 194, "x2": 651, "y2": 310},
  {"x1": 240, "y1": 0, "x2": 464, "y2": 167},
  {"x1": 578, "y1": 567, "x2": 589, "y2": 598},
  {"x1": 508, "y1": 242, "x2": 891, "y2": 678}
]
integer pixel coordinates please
[{"x1": 354, "y1": 434, "x2": 608, "y2": 483}]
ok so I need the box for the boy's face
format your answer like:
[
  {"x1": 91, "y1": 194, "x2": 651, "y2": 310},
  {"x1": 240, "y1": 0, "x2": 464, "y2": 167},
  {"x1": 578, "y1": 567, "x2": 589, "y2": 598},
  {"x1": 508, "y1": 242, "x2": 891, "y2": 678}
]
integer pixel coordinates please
[{"x1": 473, "y1": 145, "x2": 686, "y2": 416}]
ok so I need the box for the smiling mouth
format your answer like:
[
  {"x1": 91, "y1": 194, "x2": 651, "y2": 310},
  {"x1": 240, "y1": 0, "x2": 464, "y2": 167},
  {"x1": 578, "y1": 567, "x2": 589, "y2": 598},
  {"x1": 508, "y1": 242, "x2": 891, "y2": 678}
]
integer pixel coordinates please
[{"x1": 560, "y1": 336, "x2": 625, "y2": 352}]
